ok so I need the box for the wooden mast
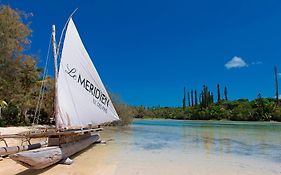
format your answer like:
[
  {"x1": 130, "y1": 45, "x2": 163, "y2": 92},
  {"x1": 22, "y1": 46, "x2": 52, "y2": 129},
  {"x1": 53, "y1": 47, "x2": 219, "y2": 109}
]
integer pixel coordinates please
[{"x1": 51, "y1": 25, "x2": 59, "y2": 129}]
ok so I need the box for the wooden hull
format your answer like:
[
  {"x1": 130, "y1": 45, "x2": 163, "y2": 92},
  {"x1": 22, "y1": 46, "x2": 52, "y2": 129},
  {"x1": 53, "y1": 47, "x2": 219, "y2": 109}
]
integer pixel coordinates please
[{"x1": 9, "y1": 133, "x2": 100, "y2": 169}]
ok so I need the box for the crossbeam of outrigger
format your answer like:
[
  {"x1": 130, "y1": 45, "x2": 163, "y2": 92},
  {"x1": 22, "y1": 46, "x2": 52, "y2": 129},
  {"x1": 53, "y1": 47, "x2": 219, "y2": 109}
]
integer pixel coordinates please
[{"x1": 0, "y1": 127, "x2": 103, "y2": 157}]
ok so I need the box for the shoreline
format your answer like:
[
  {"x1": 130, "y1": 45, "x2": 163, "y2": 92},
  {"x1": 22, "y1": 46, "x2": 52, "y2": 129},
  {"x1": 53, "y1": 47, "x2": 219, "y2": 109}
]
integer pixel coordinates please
[{"x1": 138, "y1": 117, "x2": 281, "y2": 123}]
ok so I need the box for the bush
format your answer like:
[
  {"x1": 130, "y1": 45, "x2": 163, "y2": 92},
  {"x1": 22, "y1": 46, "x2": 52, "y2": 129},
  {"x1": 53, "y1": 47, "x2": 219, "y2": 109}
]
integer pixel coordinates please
[
  {"x1": 0, "y1": 119, "x2": 5, "y2": 127},
  {"x1": 114, "y1": 103, "x2": 135, "y2": 126},
  {"x1": 272, "y1": 108, "x2": 281, "y2": 121},
  {"x1": 1, "y1": 104, "x2": 20, "y2": 126}
]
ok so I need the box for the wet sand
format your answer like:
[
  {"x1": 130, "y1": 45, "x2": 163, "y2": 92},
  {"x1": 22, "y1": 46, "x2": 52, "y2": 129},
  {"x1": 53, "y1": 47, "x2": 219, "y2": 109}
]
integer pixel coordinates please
[{"x1": 0, "y1": 123, "x2": 281, "y2": 175}]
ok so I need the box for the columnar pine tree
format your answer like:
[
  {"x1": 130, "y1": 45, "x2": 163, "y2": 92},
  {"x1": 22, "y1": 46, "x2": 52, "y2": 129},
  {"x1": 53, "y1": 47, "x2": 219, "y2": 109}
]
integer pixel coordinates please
[
  {"x1": 191, "y1": 90, "x2": 194, "y2": 106},
  {"x1": 202, "y1": 85, "x2": 206, "y2": 108},
  {"x1": 187, "y1": 92, "x2": 191, "y2": 106},
  {"x1": 210, "y1": 92, "x2": 214, "y2": 103},
  {"x1": 200, "y1": 85, "x2": 214, "y2": 108},
  {"x1": 207, "y1": 89, "x2": 209, "y2": 106},
  {"x1": 202, "y1": 85, "x2": 207, "y2": 108},
  {"x1": 217, "y1": 84, "x2": 221, "y2": 103},
  {"x1": 205, "y1": 85, "x2": 209, "y2": 107},
  {"x1": 182, "y1": 87, "x2": 186, "y2": 110},
  {"x1": 224, "y1": 86, "x2": 228, "y2": 101},
  {"x1": 199, "y1": 92, "x2": 202, "y2": 105},
  {"x1": 194, "y1": 90, "x2": 198, "y2": 105},
  {"x1": 274, "y1": 66, "x2": 279, "y2": 106}
]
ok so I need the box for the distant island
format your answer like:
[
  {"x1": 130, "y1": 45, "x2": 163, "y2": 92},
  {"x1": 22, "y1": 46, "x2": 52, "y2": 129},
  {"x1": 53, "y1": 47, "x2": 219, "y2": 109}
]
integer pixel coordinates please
[
  {"x1": 113, "y1": 82, "x2": 281, "y2": 125},
  {"x1": 132, "y1": 97, "x2": 281, "y2": 122},
  {"x1": 129, "y1": 82, "x2": 281, "y2": 122}
]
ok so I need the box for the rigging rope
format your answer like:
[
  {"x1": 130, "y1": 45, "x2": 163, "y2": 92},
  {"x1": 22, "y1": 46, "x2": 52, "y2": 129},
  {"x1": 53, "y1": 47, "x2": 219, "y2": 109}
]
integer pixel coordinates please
[
  {"x1": 56, "y1": 8, "x2": 78, "y2": 65},
  {"x1": 32, "y1": 34, "x2": 52, "y2": 125}
]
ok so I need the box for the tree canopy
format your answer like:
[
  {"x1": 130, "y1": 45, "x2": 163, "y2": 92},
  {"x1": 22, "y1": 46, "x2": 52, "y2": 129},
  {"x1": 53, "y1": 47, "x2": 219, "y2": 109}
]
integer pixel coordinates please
[{"x1": 0, "y1": 5, "x2": 54, "y2": 126}]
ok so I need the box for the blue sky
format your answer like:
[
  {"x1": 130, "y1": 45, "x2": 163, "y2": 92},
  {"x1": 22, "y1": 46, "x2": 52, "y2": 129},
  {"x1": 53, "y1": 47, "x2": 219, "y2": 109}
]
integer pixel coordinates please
[{"x1": 2, "y1": 0, "x2": 281, "y2": 106}]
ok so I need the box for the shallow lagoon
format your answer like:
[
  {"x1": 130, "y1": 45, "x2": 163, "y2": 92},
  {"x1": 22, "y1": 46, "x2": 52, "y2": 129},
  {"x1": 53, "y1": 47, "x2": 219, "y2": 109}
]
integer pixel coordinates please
[
  {"x1": 102, "y1": 119, "x2": 281, "y2": 175},
  {"x1": 131, "y1": 120, "x2": 281, "y2": 162},
  {"x1": 3, "y1": 119, "x2": 281, "y2": 175}
]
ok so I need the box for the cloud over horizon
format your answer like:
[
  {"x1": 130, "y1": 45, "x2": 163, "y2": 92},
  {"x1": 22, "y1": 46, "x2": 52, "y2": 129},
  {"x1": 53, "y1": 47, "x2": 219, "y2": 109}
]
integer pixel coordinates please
[{"x1": 225, "y1": 56, "x2": 248, "y2": 69}]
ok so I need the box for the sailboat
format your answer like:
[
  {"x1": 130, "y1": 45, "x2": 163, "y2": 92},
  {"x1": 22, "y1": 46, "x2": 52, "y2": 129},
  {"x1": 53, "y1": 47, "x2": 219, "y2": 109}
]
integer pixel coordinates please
[{"x1": 8, "y1": 15, "x2": 120, "y2": 169}]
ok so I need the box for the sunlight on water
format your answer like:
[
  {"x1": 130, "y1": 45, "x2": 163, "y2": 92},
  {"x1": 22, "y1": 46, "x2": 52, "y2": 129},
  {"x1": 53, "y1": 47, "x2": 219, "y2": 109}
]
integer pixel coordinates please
[
  {"x1": 129, "y1": 120, "x2": 281, "y2": 163},
  {"x1": 92, "y1": 119, "x2": 281, "y2": 175},
  {"x1": 13, "y1": 119, "x2": 280, "y2": 175}
]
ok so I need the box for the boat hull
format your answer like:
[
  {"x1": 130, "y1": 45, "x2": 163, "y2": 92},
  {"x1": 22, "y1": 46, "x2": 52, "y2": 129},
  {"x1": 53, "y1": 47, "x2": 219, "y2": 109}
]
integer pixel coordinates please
[{"x1": 9, "y1": 133, "x2": 100, "y2": 169}]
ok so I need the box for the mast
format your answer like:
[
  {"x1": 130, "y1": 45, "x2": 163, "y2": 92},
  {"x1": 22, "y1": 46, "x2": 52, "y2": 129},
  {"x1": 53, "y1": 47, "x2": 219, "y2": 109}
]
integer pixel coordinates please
[{"x1": 52, "y1": 25, "x2": 59, "y2": 128}]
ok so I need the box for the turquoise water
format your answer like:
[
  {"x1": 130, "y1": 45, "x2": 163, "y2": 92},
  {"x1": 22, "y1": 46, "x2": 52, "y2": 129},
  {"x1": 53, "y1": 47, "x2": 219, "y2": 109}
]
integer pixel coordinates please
[{"x1": 113, "y1": 119, "x2": 281, "y2": 164}]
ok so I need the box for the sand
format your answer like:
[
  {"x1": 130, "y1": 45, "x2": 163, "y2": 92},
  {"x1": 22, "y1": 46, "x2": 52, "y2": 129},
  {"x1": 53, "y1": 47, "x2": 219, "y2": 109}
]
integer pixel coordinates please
[{"x1": 0, "y1": 127, "x2": 280, "y2": 175}]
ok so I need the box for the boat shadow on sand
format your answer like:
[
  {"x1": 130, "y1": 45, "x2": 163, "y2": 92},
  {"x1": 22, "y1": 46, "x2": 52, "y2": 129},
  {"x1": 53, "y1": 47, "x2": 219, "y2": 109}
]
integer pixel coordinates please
[{"x1": 15, "y1": 143, "x2": 99, "y2": 175}]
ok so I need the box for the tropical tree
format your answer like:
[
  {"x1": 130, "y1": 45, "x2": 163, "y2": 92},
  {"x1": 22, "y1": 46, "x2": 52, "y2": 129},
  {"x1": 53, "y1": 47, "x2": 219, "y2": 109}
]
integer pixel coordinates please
[
  {"x1": 224, "y1": 86, "x2": 228, "y2": 101},
  {"x1": 217, "y1": 84, "x2": 221, "y2": 103},
  {"x1": 187, "y1": 92, "x2": 191, "y2": 106},
  {"x1": 0, "y1": 5, "x2": 42, "y2": 124},
  {"x1": 194, "y1": 90, "x2": 198, "y2": 105},
  {"x1": 191, "y1": 90, "x2": 194, "y2": 106}
]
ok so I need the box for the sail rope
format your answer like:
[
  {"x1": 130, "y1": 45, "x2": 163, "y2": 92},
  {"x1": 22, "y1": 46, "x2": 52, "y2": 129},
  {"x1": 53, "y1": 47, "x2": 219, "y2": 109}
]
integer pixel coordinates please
[
  {"x1": 56, "y1": 8, "x2": 78, "y2": 58},
  {"x1": 32, "y1": 34, "x2": 52, "y2": 125}
]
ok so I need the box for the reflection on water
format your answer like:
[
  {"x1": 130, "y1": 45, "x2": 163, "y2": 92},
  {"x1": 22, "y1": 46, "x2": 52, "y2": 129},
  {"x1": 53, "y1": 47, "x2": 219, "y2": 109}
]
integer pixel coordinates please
[{"x1": 108, "y1": 119, "x2": 281, "y2": 163}]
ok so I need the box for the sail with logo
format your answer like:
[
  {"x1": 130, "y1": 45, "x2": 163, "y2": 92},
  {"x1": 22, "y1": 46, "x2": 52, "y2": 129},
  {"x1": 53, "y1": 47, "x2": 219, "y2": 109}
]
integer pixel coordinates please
[
  {"x1": 56, "y1": 18, "x2": 119, "y2": 129},
  {"x1": 9, "y1": 16, "x2": 120, "y2": 169}
]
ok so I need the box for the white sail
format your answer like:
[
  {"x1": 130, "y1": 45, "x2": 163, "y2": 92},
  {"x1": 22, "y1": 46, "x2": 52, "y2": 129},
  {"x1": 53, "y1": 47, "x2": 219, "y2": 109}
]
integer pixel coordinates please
[{"x1": 56, "y1": 18, "x2": 119, "y2": 129}]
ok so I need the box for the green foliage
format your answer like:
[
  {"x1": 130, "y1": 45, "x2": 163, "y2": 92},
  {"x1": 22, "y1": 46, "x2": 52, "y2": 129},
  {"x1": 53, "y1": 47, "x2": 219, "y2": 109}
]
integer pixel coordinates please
[
  {"x1": 217, "y1": 84, "x2": 221, "y2": 103},
  {"x1": 113, "y1": 103, "x2": 135, "y2": 126},
  {"x1": 201, "y1": 85, "x2": 213, "y2": 108},
  {"x1": 1, "y1": 104, "x2": 20, "y2": 125},
  {"x1": 224, "y1": 86, "x2": 228, "y2": 101},
  {"x1": 272, "y1": 108, "x2": 281, "y2": 121},
  {"x1": 251, "y1": 98, "x2": 274, "y2": 121},
  {"x1": 0, "y1": 6, "x2": 54, "y2": 126},
  {"x1": 136, "y1": 98, "x2": 281, "y2": 122},
  {"x1": 0, "y1": 119, "x2": 5, "y2": 127},
  {"x1": 187, "y1": 92, "x2": 191, "y2": 106}
]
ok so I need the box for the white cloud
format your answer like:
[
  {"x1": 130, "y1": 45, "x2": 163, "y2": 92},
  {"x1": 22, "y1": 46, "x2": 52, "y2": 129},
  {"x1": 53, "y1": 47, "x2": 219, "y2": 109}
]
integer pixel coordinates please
[
  {"x1": 251, "y1": 61, "x2": 263, "y2": 65},
  {"x1": 225, "y1": 56, "x2": 248, "y2": 69}
]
